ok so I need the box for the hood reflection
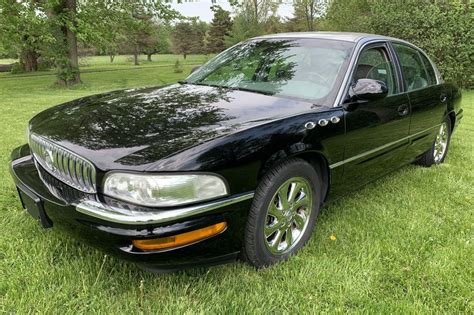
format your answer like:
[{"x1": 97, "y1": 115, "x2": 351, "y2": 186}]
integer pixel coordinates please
[{"x1": 30, "y1": 84, "x2": 316, "y2": 170}]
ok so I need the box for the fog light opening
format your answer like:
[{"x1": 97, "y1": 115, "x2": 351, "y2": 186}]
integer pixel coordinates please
[{"x1": 132, "y1": 222, "x2": 227, "y2": 251}]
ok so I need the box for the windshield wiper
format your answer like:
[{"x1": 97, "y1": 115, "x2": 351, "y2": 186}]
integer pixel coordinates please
[
  {"x1": 179, "y1": 82, "x2": 274, "y2": 96},
  {"x1": 229, "y1": 86, "x2": 274, "y2": 96}
]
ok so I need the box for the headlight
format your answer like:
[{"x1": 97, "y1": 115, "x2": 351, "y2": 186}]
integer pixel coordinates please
[{"x1": 103, "y1": 173, "x2": 228, "y2": 207}]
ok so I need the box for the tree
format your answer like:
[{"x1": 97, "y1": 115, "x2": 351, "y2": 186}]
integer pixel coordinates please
[
  {"x1": 122, "y1": 13, "x2": 156, "y2": 65},
  {"x1": 0, "y1": 0, "x2": 49, "y2": 72},
  {"x1": 171, "y1": 19, "x2": 207, "y2": 59},
  {"x1": 172, "y1": 22, "x2": 194, "y2": 59},
  {"x1": 207, "y1": 5, "x2": 233, "y2": 53},
  {"x1": 291, "y1": 0, "x2": 327, "y2": 31},
  {"x1": 227, "y1": 0, "x2": 280, "y2": 46},
  {"x1": 0, "y1": 0, "x2": 180, "y2": 84}
]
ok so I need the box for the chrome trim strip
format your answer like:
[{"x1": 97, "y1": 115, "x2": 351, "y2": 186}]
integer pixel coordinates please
[
  {"x1": 75, "y1": 192, "x2": 255, "y2": 225},
  {"x1": 329, "y1": 124, "x2": 440, "y2": 169},
  {"x1": 11, "y1": 155, "x2": 32, "y2": 166}
]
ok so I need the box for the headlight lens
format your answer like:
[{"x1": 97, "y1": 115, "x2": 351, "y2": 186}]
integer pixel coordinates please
[{"x1": 103, "y1": 173, "x2": 228, "y2": 207}]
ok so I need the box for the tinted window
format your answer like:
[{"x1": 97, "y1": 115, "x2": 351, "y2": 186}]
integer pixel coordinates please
[
  {"x1": 419, "y1": 53, "x2": 437, "y2": 85},
  {"x1": 186, "y1": 39, "x2": 354, "y2": 105},
  {"x1": 354, "y1": 46, "x2": 398, "y2": 95},
  {"x1": 393, "y1": 43, "x2": 430, "y2": 91}
]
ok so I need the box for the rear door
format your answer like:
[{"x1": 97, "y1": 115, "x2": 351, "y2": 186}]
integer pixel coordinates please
[
  {"x1": 339, "y1": 42, "x2": 411, "y2": 190},
  {"x1": 392, "y1": 42, "x2": 449, "y2": 159}
]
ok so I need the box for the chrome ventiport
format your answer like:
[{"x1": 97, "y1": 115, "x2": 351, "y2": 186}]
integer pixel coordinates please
[
  {"x1": 304, "y1": 121, "x2": 316, "y2": 130},
  {"x1": 318, "y1": 119, "x2": 329, "y2": 127},
  {"x1": 330, "y1": 116, "x2": 341, "y2": 124}
]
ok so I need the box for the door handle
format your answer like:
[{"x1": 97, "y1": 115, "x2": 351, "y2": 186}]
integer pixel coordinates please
[
  {"x1": 397, "y1": 104, "x2": 409, "y2": 116},
  {"x1": 440, "y1": 94, "x2": 447, "y2": 103}
]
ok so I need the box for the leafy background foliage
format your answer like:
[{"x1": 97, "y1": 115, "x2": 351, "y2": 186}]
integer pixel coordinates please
[{"x1": 324, "y1": 0, "x2": 473, "y2": 88}]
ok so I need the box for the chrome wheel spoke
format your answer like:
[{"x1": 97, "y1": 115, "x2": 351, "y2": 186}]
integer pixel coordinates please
[
  {"x1": 294, "y1": 193, "x2": 309, "y2": 209},
  {"x1": 267, "y1": 203, "x2": 283, "y2": 220},
  {"x1": 285, "y1": 227, "x2": 293, "y2": 248},
  {"x1": 288, "y1": 182, "x2": 302, "y2": 203},
  {"x1": 293, "y1": 212, "x2": 306, "y2": 230},
  {"x1": 264, "y1": 221, "x2": 282, "y2": 238},
  {"x1": 278, "y1": 190, "x2": 289, "y2": 210},
  {"x1": 270, "y1": 229, "x2": 285, "y2": 251}
]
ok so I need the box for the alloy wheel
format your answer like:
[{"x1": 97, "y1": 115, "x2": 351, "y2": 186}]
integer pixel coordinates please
[
  {"x1": 433, "y1": 122, "x2": 449, "y2": 163},
  {"x1": 264, "y1": 177, "x2": 313, "y2": 255}
]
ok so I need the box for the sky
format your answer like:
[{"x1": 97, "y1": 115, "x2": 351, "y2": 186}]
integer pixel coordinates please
[{"x1": 169, "y1": 0, "x2": 295, "y2": 22}]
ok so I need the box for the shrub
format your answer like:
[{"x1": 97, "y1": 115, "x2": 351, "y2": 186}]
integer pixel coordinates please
[
  {"x1": 10, "y1": 62, "x2": 25, "y2": 74},
  {"x1": 173, "y1": 59, "x2": 183, "y2": 73}
]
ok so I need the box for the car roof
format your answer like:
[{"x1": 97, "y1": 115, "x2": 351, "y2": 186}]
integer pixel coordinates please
[{"x1": 252, "y1": 32, "x2": 396, "y2": 43}]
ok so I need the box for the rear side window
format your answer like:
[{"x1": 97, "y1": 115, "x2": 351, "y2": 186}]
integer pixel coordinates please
[
  {"x1": 393, "y1": 43, "x2": 430, "y2": 92},
  {"x1": 419, "y1": 53, "x2": 438, "y2": 85}
]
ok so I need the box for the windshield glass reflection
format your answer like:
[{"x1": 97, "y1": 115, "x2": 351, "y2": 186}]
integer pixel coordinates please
[{"x1": 186, "y1": 38, "x2": 354, "y2": 104}]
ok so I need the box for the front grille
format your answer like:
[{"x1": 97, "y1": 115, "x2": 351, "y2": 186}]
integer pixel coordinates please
[
  {"x1": 36, "y1": 162, "x2": 98, "y2": 203},
  {"x1": 29, "y1": 134, "x2": 97, "y2": 193}
]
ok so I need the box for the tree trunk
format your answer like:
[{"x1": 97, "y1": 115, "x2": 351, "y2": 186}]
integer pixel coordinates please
[
  {"x1": 147, "y1": 54, "x2": 152, "y2": 62},
  {"x1": 65, "y1": 2, "x2": 81, "y2": 85},
  {"x1": 183, "y1": 53, "x2": 187, "y2": 60},
  {"x1": 51, "y1": 0, "x2": 81, "y2": 86},
  {"x1": 109, "y1": 54, "x2": 115, "y2": 63},
  {"x1": 133, "y1": 44, "x2": 140, "y2": 65},
  {"x1": 21, "y1": 49, "x2": 39, "y2": 72}
]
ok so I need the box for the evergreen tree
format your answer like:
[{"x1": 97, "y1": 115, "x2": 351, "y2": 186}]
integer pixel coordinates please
[{"x1": 207, "y1": 5, "x2": 233, "y2": 53}]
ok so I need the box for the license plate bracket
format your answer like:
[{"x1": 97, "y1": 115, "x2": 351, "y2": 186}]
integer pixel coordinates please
[{"x1": 17, "y1": 186, "x2": 52, "y2": 228}]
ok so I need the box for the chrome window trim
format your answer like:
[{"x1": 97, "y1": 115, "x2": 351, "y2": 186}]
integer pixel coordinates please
[
  {"x1": 329, "y1": 124, "x2": 441, "y2": 169},
  {"x1": 75, "y1": 192, "x2": 255, "y2": 225}
]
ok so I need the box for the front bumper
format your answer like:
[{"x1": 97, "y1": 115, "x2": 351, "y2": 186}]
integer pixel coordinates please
[{"x1": 10, "y1": 145, "x2": 254, "y2": 271}]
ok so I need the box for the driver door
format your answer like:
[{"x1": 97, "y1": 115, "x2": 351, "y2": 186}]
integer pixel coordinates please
[{"x1": 340, "y1": 42, "x2": 411, "y2": 190}]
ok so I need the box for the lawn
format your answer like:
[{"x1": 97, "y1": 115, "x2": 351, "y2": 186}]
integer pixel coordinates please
[{"x1": 0, "y1": 58, "x2": 472, "y2": 313}]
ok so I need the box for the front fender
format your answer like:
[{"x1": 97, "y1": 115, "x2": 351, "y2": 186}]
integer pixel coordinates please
[{"x1": 149, "y1": 109, "x2": 345, "y2": 197}]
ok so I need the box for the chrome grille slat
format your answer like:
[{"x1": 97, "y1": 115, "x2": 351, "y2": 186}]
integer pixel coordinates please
[{"x1": 29, "y1": 134, "x2": 97, "y2": 193}]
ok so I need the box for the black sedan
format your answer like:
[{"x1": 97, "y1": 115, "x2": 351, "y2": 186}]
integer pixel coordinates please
[{"x1": 10, "y1": 32, "x2": 463, "y2": 271}]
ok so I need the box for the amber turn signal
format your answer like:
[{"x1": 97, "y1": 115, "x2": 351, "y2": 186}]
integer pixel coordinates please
[{"x1": 132, "y1": 222, "x2": 227, "y2": 251}]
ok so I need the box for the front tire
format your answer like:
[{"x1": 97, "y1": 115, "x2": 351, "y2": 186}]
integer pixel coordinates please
[
  {"x1": 416, "y1": 117, "x2": 452, "y2": 167},
  {"x1": 243, "y1": 158, "x2": 322, "y2": 268}
]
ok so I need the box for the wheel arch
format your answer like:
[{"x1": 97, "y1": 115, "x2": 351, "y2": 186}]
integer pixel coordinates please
[
  {"x1": 257, "y1": 150, "x2": 331, "y2": 204},
  {"x1": 447, "y1": 110, "x2": 456, "y2": 132}
]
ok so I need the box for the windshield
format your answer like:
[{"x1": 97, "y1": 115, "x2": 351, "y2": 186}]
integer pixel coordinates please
[{"x1": 185, "y1": 38, "x2": 354, "y2": 105}]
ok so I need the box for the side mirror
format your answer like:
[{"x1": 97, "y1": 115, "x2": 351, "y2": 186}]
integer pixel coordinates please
[
  {"x1": 190, "y1": 66, "x2": 201, "y2": 74},
  {"x1": 349, "y1": 79, "x2": 388, "y2": 101}
]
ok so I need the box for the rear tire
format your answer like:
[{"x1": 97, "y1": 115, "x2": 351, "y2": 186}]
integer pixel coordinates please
[
  {"x1": 415, "y1": 117, "x2": 451, "y2": 167},
  {"x1": 243, "y1": 158, "x2": 322, "y2": 268}
]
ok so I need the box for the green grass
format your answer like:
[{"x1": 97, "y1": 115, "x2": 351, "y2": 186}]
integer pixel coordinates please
[{"x1": 0, "y1": 57, "x2": 473, "y2": 313}]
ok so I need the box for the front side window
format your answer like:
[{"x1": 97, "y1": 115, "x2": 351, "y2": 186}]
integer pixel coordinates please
[
  {"x1": 353, "y1": 46, "x2": 398, "y2": 95},
  {"x1": 393, "y1": 43, "x2": 431, "y2": 92},
  {"x1": 186, "y1": 39, "x2": 354, "y2": 105}
]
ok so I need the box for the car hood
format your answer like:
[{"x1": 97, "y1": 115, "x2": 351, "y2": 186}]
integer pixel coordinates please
[{"x1": 29, "y1": 84, "x2": 318, "y2": 171}]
